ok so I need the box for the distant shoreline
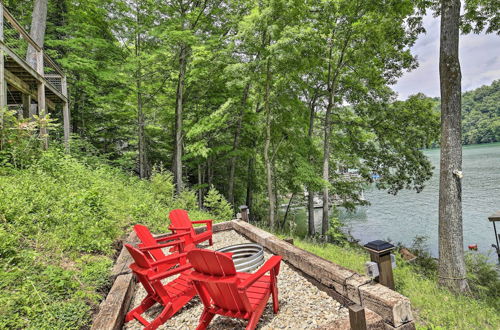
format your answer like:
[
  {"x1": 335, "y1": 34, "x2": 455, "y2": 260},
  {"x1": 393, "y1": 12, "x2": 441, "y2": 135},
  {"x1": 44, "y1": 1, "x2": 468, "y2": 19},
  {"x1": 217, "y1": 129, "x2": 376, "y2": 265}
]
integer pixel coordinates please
[{"x1": 423, "y1": 141, "x2": 500, "y2": 151}]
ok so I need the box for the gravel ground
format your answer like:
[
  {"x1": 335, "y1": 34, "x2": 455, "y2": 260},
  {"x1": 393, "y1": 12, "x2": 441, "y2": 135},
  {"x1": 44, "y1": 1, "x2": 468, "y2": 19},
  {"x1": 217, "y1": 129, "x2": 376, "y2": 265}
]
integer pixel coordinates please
[{"x1": 124, "y1": 230, "x2": 348, "y2": 329}]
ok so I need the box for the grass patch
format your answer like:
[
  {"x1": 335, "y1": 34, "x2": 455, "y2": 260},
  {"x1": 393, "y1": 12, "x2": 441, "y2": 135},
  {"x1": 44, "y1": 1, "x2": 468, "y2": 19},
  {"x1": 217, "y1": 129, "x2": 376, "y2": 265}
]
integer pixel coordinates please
[
  {"x1": 294, "y1": 239, "x2": 365, "y2": 273},
  {"x1": 0, "y1": 148, "x2": 219, "y2": 329},
  {"x1": 288, "y1": 236, "x2": 499, "y2": 329}
]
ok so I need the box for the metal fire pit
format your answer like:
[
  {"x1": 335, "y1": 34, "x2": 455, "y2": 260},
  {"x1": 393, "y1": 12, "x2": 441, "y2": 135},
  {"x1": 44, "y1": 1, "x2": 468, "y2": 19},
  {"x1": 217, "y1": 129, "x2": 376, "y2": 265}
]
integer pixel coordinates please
[{"x1": 217, "y1": 243, "x2": 264, "y2": 273}]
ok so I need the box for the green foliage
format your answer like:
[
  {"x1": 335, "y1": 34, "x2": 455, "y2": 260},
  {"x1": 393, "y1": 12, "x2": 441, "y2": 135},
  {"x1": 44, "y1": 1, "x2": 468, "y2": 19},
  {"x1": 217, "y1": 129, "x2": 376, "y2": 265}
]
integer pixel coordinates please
[
  {"x1": 462, "y1": 80, "x2": 500, "y2": 145},
  {"x1": 462, "y1": 0, "x2": 500, "y2": 34},
  {"x1": 150, "y1": 167, "x2": 175, "y2": 206},
  {"x1": 0, "y1": 108, "x2": 58, "y2": 169},
  {"x1": 325, "y1": 216, "x2": 349, "y2": 245},
  {"x1": 5, "y1": 0, "x2": 442, "y2": 222},
  {"x1": 429, "y1": 80, "x2": 500, "y2": 146},
  {"x1": 204, "y1": 186, "x2": 234, "y2": 221},
  {"x1": 0, "y1": 148, "x2": 208, "y2": 328},
  {"x1": 294, "y1": 238, "x2": 366, "y2": 274},
  {"x1": 407, "y1": 235, "x2": 438, "y2": 277},
  {"x1": 465, "y1": 252, "x2": 500, "y2": 310},
  {"x1": 174, "y1": 190, "x2": 199, "y2": 211}
]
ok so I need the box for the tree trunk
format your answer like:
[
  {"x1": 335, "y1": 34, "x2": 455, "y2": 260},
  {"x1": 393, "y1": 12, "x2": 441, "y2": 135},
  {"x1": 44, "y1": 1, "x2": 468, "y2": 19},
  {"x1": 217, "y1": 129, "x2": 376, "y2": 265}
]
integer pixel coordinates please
[
  {"x1": 308, "y1": 192, "x2": 315, "y2": 234},
  {"x1": 322, "y1": 101, "x2": 332, "y2": 236},
  {"x1": 438, "y1": 0, "x2": 469, "y2": 292},
  {"x1": 282, "y1": 193, "x2": 295, "y2": 229},
  {"x1": 263, "y1": 58, "x2": 275, "y2": 228},
  {"x1": 207, "y1": 156, "x2": 213, "y2": 187},
  {"x1": 320, "y1": 25, "x2": 349, "y2": 236},
  {"x1": 198, "y1": 163, "x2": 203, "y2": 208},
  {"x1": 228, "y1": 83, "x2": 250, "y2": 206},
  {"x1": 246, "y1": 155, "x2": 255, "y2": 221},
  {"x1": 136, "y1": 10, "x2": 146, "y2": 179},
  {"x1": 173, "y1": 44, "x2": 187, "y2": 193},
  {"x1": 322, "y1": 38, "x2": 336, "y2": 236},
  {"x1": 27, "y1": 0, "x2": 48, "y2": 68},
  {"x1": 307, "y1": 94, "x2": 317, "y2": 236},
  {"x1": 137, "y1": 85, "x2": 146, "y2": 178}
]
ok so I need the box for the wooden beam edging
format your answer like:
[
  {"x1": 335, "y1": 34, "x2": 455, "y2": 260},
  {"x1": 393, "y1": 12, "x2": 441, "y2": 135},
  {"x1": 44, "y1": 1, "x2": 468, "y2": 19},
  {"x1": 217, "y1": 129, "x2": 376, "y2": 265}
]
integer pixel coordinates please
[
  {"x1": 91, "y1": 231, "x2": 138, "y2": 330},
  {"x1": 231, "y1": 220, "x2": 415, "y2": 329},
  {"x1": 196, "y1": 220, "x2": 233, "y2": 234}
]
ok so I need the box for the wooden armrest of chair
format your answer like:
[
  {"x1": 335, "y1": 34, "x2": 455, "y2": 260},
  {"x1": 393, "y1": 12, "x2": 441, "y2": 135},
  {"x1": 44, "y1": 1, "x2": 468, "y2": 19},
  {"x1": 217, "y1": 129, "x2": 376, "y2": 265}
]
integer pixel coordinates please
[
  {"x1": 168, "y1": 225, "x2": 192, "y2": 231},
  {"x1": 138, "y1": 239, "x2": 184, "y2": 251},
  {"x1": 156, "y1": 232, "x2": 190, "y2": 242},
  {"x1": 148, "y1": 264, "x2": 193, "y2": 281},
  {"x1": 191, "y1": 220, "x2": 213, "y2": 230},
  {"x1": 237, "y1": 256, "x2": 282, "y2": 291},
  {"x1": 149, "y1": 252, "x2": 188, "y2": 268}
]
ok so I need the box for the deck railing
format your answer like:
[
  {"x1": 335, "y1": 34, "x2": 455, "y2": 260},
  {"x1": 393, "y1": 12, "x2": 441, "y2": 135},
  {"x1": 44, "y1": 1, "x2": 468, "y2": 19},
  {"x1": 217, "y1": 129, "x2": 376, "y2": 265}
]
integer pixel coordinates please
[{"x1": 1, "y1": 5, "x2": 65, "y2": 95}]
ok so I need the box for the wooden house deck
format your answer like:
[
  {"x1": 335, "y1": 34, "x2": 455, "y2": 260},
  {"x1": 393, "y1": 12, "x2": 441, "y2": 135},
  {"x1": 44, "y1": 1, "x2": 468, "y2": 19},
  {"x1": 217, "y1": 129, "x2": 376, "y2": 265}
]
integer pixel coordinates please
[{"x1": 0, "y1": 4, "x2": 69, "y2": 147}]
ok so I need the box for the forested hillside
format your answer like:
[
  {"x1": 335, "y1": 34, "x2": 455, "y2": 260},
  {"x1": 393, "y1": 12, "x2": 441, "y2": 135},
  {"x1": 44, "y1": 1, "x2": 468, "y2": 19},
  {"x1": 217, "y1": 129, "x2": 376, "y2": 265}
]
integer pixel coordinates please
[
  {"x1": 428, "y1": 80, "x2": 500, "y2": 146},
  {"x1": 462, "y1": 80, "x2": 500, "y2": 145}
]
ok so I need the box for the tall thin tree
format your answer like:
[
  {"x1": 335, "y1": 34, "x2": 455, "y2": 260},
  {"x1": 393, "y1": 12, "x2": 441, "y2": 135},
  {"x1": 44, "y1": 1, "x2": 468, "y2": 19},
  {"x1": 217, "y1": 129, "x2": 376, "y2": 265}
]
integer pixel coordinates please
[
  {"x1": 437, "y1": 0, "x2": 469, "y2": 292},
  {"x1": 135, "y1": 0, "x2": 147, "y2": 179}
]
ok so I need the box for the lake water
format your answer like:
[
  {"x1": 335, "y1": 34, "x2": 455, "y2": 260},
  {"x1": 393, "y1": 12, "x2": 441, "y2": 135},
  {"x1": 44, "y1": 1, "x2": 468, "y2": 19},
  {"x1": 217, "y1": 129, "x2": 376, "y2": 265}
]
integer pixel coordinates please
[
  {"x1": 282, "y1": 143, "x2": 500, "y2": 260},
  {"x1": 339, "y1": 143, "x2": 500, "y2": 259}
]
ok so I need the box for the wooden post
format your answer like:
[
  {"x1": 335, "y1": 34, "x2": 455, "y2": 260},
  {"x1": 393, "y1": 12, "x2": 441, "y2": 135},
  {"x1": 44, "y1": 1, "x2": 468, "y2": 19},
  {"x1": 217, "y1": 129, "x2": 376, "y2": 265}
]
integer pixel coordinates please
[
  {"x1": 348, "y1": 304, "x2": 367, "y2": 330},
  {"x1": 61, "y1": 75, "x2": 70, "y2": 151},
  {"x1": 364, "y1": 240, "x2": 395, "y2": 290},
  {"x1": 22, "y1": 94, "x2": 30, "y2": 119},
  {"x1": 239, "y1": 205, "x2": 249, "y2": 222},
  {"x1": 36, "y1": 49, "x2": 48, "y2": 149}
]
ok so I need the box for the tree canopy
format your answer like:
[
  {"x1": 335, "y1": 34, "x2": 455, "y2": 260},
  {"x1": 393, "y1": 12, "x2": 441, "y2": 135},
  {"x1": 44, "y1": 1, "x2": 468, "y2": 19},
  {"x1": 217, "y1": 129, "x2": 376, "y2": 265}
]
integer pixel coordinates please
[{"x1": 3, "y1": 0, "x2": 441, "y2": 234}]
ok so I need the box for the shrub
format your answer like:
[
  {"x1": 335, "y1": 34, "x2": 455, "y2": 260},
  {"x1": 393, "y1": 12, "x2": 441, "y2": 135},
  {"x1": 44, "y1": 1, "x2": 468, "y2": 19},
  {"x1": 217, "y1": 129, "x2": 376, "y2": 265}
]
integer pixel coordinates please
[
  {"x1": 0, "y1": 147, "x2": 208, "y2": 328},
  {"x1": 465, "y1": 252, "x2": 500, "y2": 310},
  {"x1": 408, "y1": 235, "x2": 438, "y2": 277},
  {"x1": 150, "y1": 166, "x2": 175, "y2": 206},
  {"x1": 0, "y1": 108, "x2": 52, "y2": 169},
  {"x1": 174, "y1": 189, "x2": 199, "y2": 211},
  {"x1": 326, "y1": 216, "x2": 349, "y2": 244},
  {"x1": 204, "y1": 186, "x2": 233, "y2": 221}
]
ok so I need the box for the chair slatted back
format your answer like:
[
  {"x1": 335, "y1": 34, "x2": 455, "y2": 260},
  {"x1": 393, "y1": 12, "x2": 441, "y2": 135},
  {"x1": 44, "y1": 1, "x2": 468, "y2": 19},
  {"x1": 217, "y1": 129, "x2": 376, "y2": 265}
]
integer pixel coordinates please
[
  {"x1": 169, "y1": 209, "x2": 195, "y2": 236},
  {"x1": 125, "y1": 244, "x2": 170, "y2": 303},
  {"x1": 187, "y1": 249, "x2": 252, "y2": 313},
  {"x1": 134, "y1": 224, "x2": 166, "y2": 262}
]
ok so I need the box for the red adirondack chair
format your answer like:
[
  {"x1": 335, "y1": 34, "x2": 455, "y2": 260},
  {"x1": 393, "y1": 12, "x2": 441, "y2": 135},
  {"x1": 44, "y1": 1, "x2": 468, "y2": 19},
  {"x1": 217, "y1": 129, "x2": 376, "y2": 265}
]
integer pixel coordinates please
[
  {"x1": 168, "y1": 209, "x2": 213, "y2": 247},
  {"x1": 125, "y1": 244, "x2": 196, "y2": 330},
  {"x1": 134, "y1": 224, "x2": 195, "y2": 270},
  {"x1": 186, "y1": 249, "x2": 282, "y2": 330}
]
